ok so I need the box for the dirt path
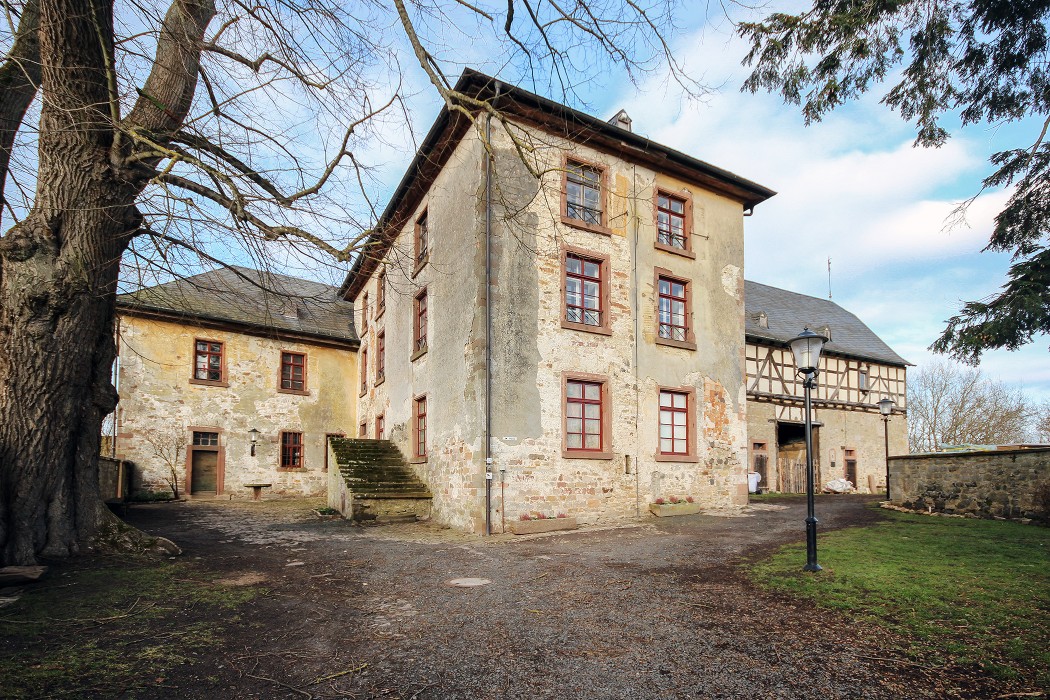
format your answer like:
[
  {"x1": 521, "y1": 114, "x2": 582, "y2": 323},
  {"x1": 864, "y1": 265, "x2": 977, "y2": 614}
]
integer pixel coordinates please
[{"x1": 122, "y1": 496, "x2": 942, "y2": 699}]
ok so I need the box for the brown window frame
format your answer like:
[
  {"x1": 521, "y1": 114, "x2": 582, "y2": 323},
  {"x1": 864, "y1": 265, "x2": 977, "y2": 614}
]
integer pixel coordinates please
[
  {"x1": 358, "y1": 421, "x2": 367, "y2": 438},
  {"x1": 561, "y1": 372, "x2": 613, "y2": 460},
  {"x1": 278, "y1": 350, "x2": 308, "y2": 395},
  {"x1": 375, "y1": 413, "x2": 385, "y2": 440},
  {"x1": 655, "y1": 386, "x2": 698, "y2": 463},
  {"x1": 410, "y1": 395, "x2": 427, "y2": 463},
  {"x1": 560, "y1": 155, "x2": 611, "y2": 235},
  {"x1": 654, "y1": 188, "x2": 696, "y2": 259},
  {"x1": 279, "y1": 431, "x2": 304, "y2": 470},
  {"x1": 190, "y1": 338, "x2": 228, "y2": 387},
  {"x1": 561, "y1": 246, "x2": 612, "y2": 336},
  {"x1": 361, "y1": 291, "x2": 369, "y2": 331},
  {"x1": 413, "y1": 209, "x2": 429, "y2": 275},
  {"x1": 359, "y1": 348, "x2": 368, "y2": 396},
  {"x1": 376, "y1": 268, "x2": 386, "y2": 318},
  {"x1": 376, "y1": 331, "x2": 386, "y2": 385},
  {"x1": 412, "y1": 289, "x2": 428, "y2": 360},
  {"x1": 654, "y1": 268, "x2": 697, "y2": 350}
]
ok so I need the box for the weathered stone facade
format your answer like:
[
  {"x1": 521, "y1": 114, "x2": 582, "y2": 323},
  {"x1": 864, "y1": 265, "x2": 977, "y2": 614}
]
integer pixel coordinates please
[
  {"x1": 889, "y1": 448, "x2": 1050, "y2": 520},
  {"x1": 349, "y1": 70, "x2": 773, "y2": 532},
  {"x1": 115, "y1": 276, "x2": 358, "y2": 499}
]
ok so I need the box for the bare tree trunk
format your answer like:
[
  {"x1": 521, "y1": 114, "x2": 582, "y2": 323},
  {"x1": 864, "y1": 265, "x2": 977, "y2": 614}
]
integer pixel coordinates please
[{"x1": 0, "y1": 0, "x2": 212, "y2": 566}]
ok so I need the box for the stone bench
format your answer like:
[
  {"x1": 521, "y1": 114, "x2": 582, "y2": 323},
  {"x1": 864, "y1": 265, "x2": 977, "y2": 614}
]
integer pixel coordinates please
[{"x1": 244, "y1": 483, "x2": 272, "y2": 501}]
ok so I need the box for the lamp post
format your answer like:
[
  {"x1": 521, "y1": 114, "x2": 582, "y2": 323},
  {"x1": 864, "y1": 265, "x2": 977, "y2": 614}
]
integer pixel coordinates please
[
  {"x1": 878, "y1": 397, "x2": 894, "y2": 500},
  {"x1": 249, "y1": 428, "x2": 260, "y2": 457},
  {"x1": 788, "y1": 327, "x2": 827, "y2": 573}
]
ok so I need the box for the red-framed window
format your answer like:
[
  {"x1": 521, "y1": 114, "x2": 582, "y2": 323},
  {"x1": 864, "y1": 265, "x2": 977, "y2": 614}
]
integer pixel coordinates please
[
  {"x1": 361, "y1": 291, "x2": 369, "y2": 331},
  {"x1": 376, "y1": 268, "x2": 386, "y2": 314},
  {"x1": 280, "y1": 431, "x2": 303, "y2": 468},
  {"x1": 658, "y1": 276, "x2": 688, "y2": 342},
  {"x1": 376, "y1": 332, "x2": 385, "y2": 382},
  {"x1": 565, "y1": 380, "x2": 603, "y2": 452},
  {"x1": 193, "y1": 339, "x2": 224, "y2": 382},
  {"x1": 415, "y1": 210, "x2": 428, "y2": 267},
  {"x1": 413, "y1": 290, "x2": 428, "y2": 354},
  {"x1": 360, "y1": 348, "x2": 368, "y2": 394},
  {"x1": 659, "y1": 390, "x2": 689, "y2": 455},
  {"x1": 359, "y1": 422, "x2": 366, "y2": 438},
  {"x1": 657, "y1": 193, "x2": 687, "y2": 250},
  {"x1": 280, "y1": 351, "x2": 306, "y2": 391},
  {"x1": 375, "y1": 414, "x2": 385, "y2": 440},
  {"x1": 565, "y1": 161, "x2": 602, "y2": 226},
  {"x1": 414, "y1": 396, "x2": 427, "y2": 459},
  {"x1": 565, "y1": 253, "x2": 603, "y2": 327}
]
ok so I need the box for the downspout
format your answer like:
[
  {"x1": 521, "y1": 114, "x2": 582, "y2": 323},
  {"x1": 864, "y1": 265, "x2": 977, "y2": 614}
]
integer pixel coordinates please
[
  {"x1": 631, "y1": 163, "x2": 641, "y2": 516},
  {"x1": 484, "y1": 81, "x2": 501, "y2": 535}
]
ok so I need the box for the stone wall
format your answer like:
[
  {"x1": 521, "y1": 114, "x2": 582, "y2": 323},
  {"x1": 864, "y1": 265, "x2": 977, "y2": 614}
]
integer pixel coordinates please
[
  {"x1": 889, "y1": 448, "x2": 1050, "y2": 521},
  {"x1": 747, "y1": 398, "x2": 909, "y2": 494},
  {"x1": 116, "y1": 315, "x2": 357, "y2": 498}
]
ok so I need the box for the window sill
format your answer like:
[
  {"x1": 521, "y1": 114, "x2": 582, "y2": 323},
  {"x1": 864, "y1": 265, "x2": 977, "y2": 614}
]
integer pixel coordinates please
[
  {"x1": 408, "y1": 455, "x2": 427, "y2": 464},
  {"x1": 276, "y1": 467, "x2": 304, "y2": 473},
  {"x1": 560, "y1": 215, "x2": 612, "y2": 237},
  {"x1": 359, "y1": 388, "x2": 367, "y2": 397},
  {"x1": 189, "y1": 378, "x2": 229, "y2": 388},
  {"x1": 411, "y1": 346, "x2": 428, "y2": 362},
  {"x1": 561, "y1": 319, "x2": 612, "y2": 336},
  {"x1": 375, "y1": 375, "x2": 386, "y2": 387},
  {"x1": 562, "y1": 449, "x2": 614, "y2": 460},
  {"x1": 375, "y1": 307, "x2": 385, "y2": 322},
  {"x1": 276, "y1": 387, "x2": 310, "y2": 396},
  {"x1": 654, "y1": 241, "x2": 696, "y2": 259},
  {"x1": 412, "y1": 256, "x2": 429, "y2": 279},
  {"x1": 654, "y1": 453, "x2": 699, "y2": 463},
  {"x1": 655, "y1": 337, "x2": 697, "y2": 351}
]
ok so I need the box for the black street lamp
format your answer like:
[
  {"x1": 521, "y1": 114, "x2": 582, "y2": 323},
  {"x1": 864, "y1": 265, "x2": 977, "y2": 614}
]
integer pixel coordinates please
[
  {"x1": 878, "y1": 397, "x2": 894, "y2": 500},
  {"x1": 788, "y1": 327, "x2": 827, "y2": 573}
]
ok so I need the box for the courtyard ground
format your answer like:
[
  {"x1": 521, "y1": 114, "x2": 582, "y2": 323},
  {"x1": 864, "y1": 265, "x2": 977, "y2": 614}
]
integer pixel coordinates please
[{"x1": 2, "y1": 495, "x2": 1045, "y2": 698}]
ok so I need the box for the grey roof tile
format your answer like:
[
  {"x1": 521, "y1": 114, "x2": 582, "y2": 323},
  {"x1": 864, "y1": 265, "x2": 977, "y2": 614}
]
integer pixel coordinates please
[
  {"x1": 745, "y1": 280, "x2": 908, "y2": 366},
  {"x1": 117, "y1": 266, "x2": 358, "y2": 345}
]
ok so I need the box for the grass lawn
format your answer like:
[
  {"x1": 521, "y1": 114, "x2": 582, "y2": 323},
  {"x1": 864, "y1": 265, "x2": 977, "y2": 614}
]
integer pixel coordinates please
[
  {"x1": 749, "y1": 508, "x2": 1050, "y2": 688},
  {"x1": 0, "y1": 558, "x2": 260, "y2": 698}
]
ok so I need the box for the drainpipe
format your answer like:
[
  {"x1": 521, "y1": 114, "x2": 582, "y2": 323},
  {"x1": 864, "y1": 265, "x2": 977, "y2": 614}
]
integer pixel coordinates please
[
  {"x1": 631, "y1": 164, "x2": 641, "y2": 516},
  {"x1": 484, "y1": 81, "x2": 501, "y2": 535}
]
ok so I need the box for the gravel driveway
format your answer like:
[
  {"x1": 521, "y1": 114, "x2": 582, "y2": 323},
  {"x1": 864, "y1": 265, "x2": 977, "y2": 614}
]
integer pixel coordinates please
[{"x1": 124, "y1": 496, "x2": 950, "y2": 699}]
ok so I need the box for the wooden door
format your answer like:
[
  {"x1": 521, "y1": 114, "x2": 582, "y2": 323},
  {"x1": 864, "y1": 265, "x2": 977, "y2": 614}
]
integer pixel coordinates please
[
  {"x1": 752, "y1": 442, "x2": 768, "y2": 488},
  {"x1": 844, "y1": 448, "x2": 857, "y2": 486},
  {"x1": 191, "y1": 450, "x2": 218, "y2": 494}
]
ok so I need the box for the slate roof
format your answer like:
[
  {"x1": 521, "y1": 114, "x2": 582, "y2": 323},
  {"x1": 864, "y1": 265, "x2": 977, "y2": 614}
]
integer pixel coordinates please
[
  {"x1": 745, "y1": 280, "x2": 908, "y2": 367},
  {"x1": 117, "y1": 266, "x2": 358, "y2": 346}
]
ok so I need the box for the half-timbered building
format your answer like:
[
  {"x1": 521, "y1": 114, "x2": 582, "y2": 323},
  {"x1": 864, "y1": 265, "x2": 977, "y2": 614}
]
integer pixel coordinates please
[{"x1": 744, "y1": 281, "x2": 909, "y2": 494}]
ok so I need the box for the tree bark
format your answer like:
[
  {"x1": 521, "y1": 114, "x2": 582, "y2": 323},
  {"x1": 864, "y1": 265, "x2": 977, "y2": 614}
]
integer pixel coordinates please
[{"x1": 0, "y1": 0, "x2": 214, "y2": 566}]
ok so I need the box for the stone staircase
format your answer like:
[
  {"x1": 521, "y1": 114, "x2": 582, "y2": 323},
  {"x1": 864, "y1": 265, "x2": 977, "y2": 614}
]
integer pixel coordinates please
[{"x1": 327, "y1": 438, "x2": 432, "y2": 522}]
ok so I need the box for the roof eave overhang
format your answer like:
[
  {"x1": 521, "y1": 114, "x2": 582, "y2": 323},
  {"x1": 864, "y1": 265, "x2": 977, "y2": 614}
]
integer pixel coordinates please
[{"x1": 117, "y1": 302, "x2": 361, "y2": 351}]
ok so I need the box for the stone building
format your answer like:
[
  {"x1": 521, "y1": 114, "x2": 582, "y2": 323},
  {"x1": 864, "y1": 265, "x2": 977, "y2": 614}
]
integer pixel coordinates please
[
  {"x1": 342, "y1": 69, "x2": 776, "y2": 532},
  {"x1": 113, "y1": 267, "x2": 359, "y2": 498},
  {"x1": 744, "y1": 281, "x2": 909, "y2": 494}
]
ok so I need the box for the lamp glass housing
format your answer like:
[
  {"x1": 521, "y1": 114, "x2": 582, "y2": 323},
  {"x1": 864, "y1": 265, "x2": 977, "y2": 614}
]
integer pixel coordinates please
[
  {"x1": 878, "y1": 397, "x2": 894, "y2": 416},
  {"x1": 789, "y1": 328, "x2": 827, "y2": 373},
  {"x1": 248, "y1": 428, "x2": 260, "y2": 444}
]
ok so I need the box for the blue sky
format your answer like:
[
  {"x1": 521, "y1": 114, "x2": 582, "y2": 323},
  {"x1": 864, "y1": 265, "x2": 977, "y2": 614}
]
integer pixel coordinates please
[{"x1": 358, "y1": 5, "x2": 1048, "y2": 402}]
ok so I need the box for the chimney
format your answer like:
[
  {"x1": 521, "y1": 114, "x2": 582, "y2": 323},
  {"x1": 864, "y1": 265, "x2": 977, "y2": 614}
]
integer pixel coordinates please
[{"x1": 608, "y1": 109, "x2": 632, "y2": 132}]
